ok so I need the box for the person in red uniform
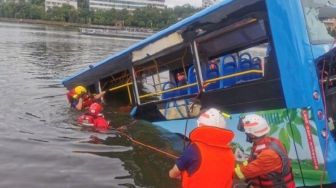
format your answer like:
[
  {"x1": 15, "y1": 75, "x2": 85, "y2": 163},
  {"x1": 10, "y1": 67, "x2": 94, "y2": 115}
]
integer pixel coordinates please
[
  {"x1": 169, "y1": 108, "x2": 235, "y2": 188},
  {"x1": 235, "y1": 114, "x2": 296, "y2": 188},
  {"x1": 66, "y1": 85, "x2": 106, "y2": 111},
  {"x1": 77, "y1": 102, "x2": 109, "y2": 129}
]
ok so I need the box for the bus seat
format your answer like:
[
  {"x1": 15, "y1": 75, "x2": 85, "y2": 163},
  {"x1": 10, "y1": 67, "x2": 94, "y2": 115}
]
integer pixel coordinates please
[
  {"x1": 178, "y1": 86, "x2": 188, "y2": 96},
  {"x1": 162, "y1": 81, "x2": 177, "y2": 100},
  {"x1": 220, "y1": 55, "x2": 237, "y2": 88},
  {"x1": 205, "y1": 63, "x2": 220, "y2": 91},
  {"x1": 238, "y1": 52, "x2": 252, "y2": 82},
  {"x1": 251, "y1": 57, "x2": 263, "y2": 80},
  {"x1": 187, "y1": 66, "x2": 199, "y2": 94}
]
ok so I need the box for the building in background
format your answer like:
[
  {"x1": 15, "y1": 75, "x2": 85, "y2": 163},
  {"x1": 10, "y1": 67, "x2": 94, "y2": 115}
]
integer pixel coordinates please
[
  {"x1": 202, "y1": 0, "x2": 219, "y2": 8},
  {"x1": 44, "y1": 0, "x2": 165, "y2": 11},
  {"x1": 89, "y1": 0, "x2": 165, "y2": 11},
  {"x1": 45, "y1": 0, "x2": 78, "y2": 10}
]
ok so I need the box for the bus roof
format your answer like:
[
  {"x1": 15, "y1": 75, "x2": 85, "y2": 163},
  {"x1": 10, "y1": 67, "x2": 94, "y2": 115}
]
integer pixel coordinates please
[{"x1": 62, "y1": 0, "x2": 261, "y2": 89}]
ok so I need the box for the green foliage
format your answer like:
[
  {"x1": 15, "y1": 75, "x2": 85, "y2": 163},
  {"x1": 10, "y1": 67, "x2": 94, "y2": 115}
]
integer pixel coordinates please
[
  {"x1": 46, "y1": 4, "x2": 78, "y2": 22},
  {"x1": 31, "y1": 0, "x2": 44, "y2": 6},
  {"x1": 279, "y1": 127, "x2": 291, "y2": 151},
  {"x1": 0, "y1": 1, "x2": 45, "y2": 19},
  {"x1": 0, "y1": 1, "x2": 199, "y2": 29},
  {"x1": 265, "y1": 109, "x2": 319, "y2": 153},
  {"x1": 287, "y1": 124, "x2": 303, "y2": 147}
]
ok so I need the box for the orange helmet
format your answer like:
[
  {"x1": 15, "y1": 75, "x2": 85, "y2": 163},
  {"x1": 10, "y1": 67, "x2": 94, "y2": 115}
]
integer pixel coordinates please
[{"x1": 89, "y1": 103, "x2": 103, "y2": 116}]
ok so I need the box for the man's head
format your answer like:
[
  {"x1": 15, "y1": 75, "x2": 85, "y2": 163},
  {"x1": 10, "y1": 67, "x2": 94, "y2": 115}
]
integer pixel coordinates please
[
  {"x1": 238, "y1": 114, "x2": 270, "y2": 142},
  {"x1": 197, "y1": 108, "x2": 227, "y2": 129}
]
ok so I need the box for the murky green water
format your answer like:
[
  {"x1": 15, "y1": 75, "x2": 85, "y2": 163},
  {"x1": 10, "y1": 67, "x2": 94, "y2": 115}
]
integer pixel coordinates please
[{"x1": 0, "y1": 21, "x2": 180, "y2": 188}]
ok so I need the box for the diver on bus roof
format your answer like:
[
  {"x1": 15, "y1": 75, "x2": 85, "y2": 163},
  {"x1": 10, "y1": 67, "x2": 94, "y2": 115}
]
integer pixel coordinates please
[
  {"x1": 169, "y1": 108, "x2": 235, "y2": 188},
  {"x1": 66, "y1": 85, "x2": 106, "y2": 111}
]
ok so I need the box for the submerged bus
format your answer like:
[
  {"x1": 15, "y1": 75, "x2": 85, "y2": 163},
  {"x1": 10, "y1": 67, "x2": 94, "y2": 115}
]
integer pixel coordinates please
[{"x1": 63, "y1": 0, "x2": 336, "y2": 187}]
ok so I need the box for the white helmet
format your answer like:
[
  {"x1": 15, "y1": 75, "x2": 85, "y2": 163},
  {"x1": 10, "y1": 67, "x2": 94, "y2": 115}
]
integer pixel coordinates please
[
  {"x1": 241, "y1": 114, "x2": 270, "y2": 137},
  {"x1": 197, "y1": 108, "x2": 227, "y2": 129}
]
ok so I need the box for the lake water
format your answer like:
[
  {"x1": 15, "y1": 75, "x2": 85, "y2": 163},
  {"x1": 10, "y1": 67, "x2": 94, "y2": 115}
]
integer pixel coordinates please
[{"x1": 0, "y1": 21, "x2": 179, "y2": 188}]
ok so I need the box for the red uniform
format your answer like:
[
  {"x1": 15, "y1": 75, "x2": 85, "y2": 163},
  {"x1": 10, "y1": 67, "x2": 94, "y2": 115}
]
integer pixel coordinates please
[
  {"x1": 240, "y1": 137, "x2": 295, "y2": 188},
  {"x1": 77, "y1": 113, "x2": 109, "y2": 129},
  {"x1": 181, "y1": 126, "x2": 235, "y2": 188}
]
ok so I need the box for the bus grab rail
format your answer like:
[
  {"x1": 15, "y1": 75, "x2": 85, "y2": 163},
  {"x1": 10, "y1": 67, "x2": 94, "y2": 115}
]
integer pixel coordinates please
[
  {"x1": 139, "y1": 69, "x2": 263, "y2": 99},
  {"x1": 108, "y1": 82, "x2": 133, "y2": 92},
  {"x1": 204, "y1": 69, "x2": 263, "y2": 84}
]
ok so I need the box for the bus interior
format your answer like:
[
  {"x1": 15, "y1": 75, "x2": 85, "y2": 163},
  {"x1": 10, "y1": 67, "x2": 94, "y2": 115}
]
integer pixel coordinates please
[{"x1": 131, "y1": 0, "x2": 286, "y2": 121}]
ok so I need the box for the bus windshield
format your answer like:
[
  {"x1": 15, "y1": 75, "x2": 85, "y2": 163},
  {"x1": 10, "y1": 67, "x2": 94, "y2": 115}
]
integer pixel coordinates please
[{"x1": 301, "y1": 0, "x2": 336, "y2": 44}]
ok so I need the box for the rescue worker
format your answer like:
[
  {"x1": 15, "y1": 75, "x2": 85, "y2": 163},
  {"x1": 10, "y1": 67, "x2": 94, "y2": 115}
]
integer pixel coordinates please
[
  {"x1": 66, "y1": 85, "x2": 106, "y2": 110},
  {"x1": 77, "y1": 102, "x2": 109, "y2": 129},
  {"x1": 169, "y1": 108, "x2": 235, "y2": 188},
  {"x1": 235, "y1": 114, "x2": 296, "y2": 188}
]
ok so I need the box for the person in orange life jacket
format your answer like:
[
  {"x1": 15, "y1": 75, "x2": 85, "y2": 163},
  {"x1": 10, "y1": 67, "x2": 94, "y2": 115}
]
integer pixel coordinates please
[
  {"x1": 169, "y1": 108, "x2": 235, "y2": 188},
  {"x1": 66, "y1": 86, "x2": 106, "y2": 111},
  {"x1": 235, "y1": 114, "x2": 296, "y2": 188},
  {"x1": 77, "y1": 102, "x2": 109, "y2": 129}
]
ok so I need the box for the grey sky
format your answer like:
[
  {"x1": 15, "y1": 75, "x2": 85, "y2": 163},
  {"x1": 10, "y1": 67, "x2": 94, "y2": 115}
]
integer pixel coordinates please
[{"x1": 165, "y1": 0, "x2": 202, "y2": 7}]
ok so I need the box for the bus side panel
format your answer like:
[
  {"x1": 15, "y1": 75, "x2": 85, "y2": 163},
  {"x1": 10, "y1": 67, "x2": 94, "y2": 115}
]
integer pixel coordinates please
[
  {"x1": 228, "y1": 108, "x2": 325, "y2": 187},
  {"x1": 266, "y1": 0, "x2": 336, "y2": 182}
]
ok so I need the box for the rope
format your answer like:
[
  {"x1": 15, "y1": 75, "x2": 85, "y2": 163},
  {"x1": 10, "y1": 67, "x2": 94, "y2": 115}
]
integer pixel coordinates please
[
  {"x1": 115, "y1": 121, "x2": 178, "y2": 160},
  {"x1": 319, "y1": 39, "x2": 336, "y2": 187},
  {"x1": 320, "y1": 55, "x2": 329, "y2": 188}
]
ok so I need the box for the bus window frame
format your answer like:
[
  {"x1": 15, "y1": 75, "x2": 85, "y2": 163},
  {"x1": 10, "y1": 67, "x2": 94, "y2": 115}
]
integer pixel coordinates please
[{"x1": 300, "y1": 0, "x2": 336, "y2": 45}]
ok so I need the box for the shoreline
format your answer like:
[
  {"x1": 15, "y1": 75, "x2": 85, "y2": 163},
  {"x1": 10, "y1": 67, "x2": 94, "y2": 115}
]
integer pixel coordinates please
[
  {"x1": 0, "y1": 17, "x2": 83, "y2": 28},
  {"x1": 0, "y1": 18, "x2": 155, "y2": 39}
]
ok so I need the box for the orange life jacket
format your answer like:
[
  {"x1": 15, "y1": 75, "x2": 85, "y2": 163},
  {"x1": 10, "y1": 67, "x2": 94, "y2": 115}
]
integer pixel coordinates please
[
  {"x1": 182, "y1": 126, "x2": 235, "y2": 188},
  {"x1": 247, "y1": 137, "x2": 295, "y2": 188}
]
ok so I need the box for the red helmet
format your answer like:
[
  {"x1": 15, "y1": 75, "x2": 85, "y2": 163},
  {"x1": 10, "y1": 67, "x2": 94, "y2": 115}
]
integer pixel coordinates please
[{"x1": 89, "y1": 103, "x2": 103, "y2": 116}]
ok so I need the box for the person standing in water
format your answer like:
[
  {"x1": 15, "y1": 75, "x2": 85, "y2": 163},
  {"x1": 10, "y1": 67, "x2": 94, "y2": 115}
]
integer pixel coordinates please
[
  {"x1": 77, "y1": 102, "x2": 109, "y2": 129},
  {"x1": 66, "y1": 85, "x2": 106, "y2": 111}
]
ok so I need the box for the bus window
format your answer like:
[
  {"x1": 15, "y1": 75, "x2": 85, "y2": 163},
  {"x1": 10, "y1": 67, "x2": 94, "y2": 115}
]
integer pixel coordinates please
[
  {"x1": 301, "y1": 0, "x2": 336, "y2": 44},
  {"x1": 202, "y1": 43, "x2": 267, "y2": 92}
]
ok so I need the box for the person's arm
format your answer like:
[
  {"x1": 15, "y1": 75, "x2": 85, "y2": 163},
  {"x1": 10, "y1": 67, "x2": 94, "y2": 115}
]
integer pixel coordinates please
[
  {"x1": 168, "y1": 144, "x2": 200, "y2": 179},
  {"x1": 236, "y1": 149, "x2": 282, "y2": 179},
  {"x1": 169, "y1": 164, "x2": 181, "y2": 179},
  {"x1": 75, "y1": 97, "x2": 83, "y2": 110},
  {"x1": 93, "y1": 91, "x2": 106, "y2": 100}
]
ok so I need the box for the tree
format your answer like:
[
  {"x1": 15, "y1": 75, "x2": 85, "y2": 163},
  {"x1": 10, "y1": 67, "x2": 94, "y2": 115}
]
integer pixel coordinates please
[{"x1": 0, "y1": 1, "x2": 199, "y2": 29}]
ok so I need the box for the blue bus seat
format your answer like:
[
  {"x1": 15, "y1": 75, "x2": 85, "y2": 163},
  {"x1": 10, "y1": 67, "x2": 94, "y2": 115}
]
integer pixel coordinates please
[
  {"x1": 238, "y1": 52, "x2": 252, "y2": 82},
  {"x1": 187, "y1": 66, "x2": 199, "y2": 94},
  {"x1": 161, "y1": 81, "x2": 188, "y2": 118},
  {"x1": 251, "y1": 57, "x2": 263, "y2": 80},
  {"x1": 220, "y1": 55, "x2": 237, "y2": 88},
  {"x1": 162, "y1": 81, "x2": 177, "y2": 100},
  {"x1": 205, "y1": 63, "x2": 220, "y2": 91}
]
